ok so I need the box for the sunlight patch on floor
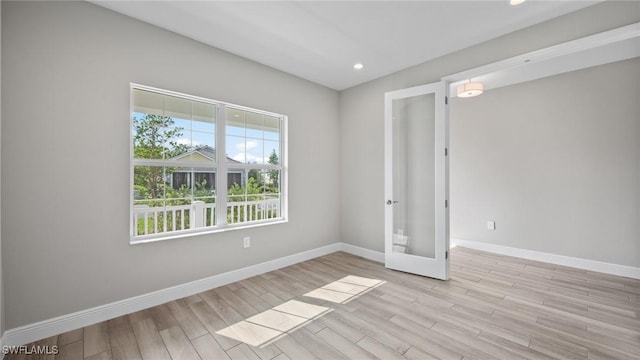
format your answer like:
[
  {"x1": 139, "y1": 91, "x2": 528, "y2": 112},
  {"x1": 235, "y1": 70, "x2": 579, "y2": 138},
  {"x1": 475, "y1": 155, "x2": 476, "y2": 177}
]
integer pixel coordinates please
[
  {"x1": 216, "y1": 276, "x2": 384, "y2": 347},
  {"x1": 247, "y1": 310, "x2": 308, "y2": 332},
  {"x1": 273, "y1": 299, "x2": 329, "y2": 318},
  {"x1": 216, "y1": 321, "x2": 281, "y2": 347},
  {"x1": 216, "y1": 299, "x2": 330, "y2": 347},
  {"x1": 304, "y1": 275, "x2": 385, "y2": 304}
]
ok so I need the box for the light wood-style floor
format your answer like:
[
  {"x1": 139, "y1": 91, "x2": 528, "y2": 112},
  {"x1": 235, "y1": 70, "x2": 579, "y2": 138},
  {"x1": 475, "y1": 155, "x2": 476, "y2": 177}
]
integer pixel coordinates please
[{"x1": 7, "y1": 247, "x2": 640, "y2": 360}]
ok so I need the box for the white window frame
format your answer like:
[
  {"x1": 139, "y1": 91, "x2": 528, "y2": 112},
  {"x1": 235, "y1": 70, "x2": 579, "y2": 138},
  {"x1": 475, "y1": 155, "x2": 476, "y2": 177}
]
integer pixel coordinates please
[{"x1": 130, "y1": 84, "x2": 288, "y2": 244}]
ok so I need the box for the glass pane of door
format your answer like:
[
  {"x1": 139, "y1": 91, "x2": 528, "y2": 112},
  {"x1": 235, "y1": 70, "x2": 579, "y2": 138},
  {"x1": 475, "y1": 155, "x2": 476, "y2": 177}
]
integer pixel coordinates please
[{"x1": 392, "y1": 94, "x2": 436, "y2": 258}]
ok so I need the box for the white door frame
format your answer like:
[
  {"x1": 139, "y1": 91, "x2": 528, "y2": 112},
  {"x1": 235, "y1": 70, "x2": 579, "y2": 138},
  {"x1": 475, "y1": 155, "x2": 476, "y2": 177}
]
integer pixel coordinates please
[{"x1": 384, "y1": 81, "x2": 449, "y2": 280}]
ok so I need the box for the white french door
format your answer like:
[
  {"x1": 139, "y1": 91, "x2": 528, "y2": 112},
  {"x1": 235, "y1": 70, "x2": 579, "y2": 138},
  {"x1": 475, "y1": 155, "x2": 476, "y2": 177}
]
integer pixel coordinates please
[{"x1": 384, "y1": 81, "x2": 449, "y2": 280}]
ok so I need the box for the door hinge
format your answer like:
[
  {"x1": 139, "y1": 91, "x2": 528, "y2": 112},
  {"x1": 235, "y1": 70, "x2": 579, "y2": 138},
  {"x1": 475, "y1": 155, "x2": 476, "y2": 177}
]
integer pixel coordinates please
[
  {"x1": 446, "y1": 251, "x2": 449, "y2": 259},
  {"x1": 445, "y1": 148, "x2": 448, "y2": 156},
  {"x1": 445, "y1": 96, "x2": 448, "y2": 105},
  {"x1": 445, "y1": 200, "x2": 448, "y2": 208}
]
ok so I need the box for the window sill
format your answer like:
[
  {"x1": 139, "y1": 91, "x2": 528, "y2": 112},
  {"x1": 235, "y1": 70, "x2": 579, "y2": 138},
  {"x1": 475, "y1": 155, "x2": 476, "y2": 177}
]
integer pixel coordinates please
[{"x1": 130, "y1": 219, "x2": 288, "y2": 245}]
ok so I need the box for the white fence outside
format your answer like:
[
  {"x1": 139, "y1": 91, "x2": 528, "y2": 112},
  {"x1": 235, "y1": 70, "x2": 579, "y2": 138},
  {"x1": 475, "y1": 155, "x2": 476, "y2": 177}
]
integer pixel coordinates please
[{"x1": 134, "y1": 198, "x2": 280, "y2": 236}]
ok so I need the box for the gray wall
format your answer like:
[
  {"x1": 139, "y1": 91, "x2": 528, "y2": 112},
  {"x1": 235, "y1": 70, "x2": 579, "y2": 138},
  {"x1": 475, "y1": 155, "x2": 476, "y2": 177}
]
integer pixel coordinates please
[
  {"x1": 340, "y1": 1, "x2": 640, "y2": 264},
  {"x1": 451, "y1": 58, "x2": 639, "y2": 267},
  {"x1": 1, "y1": 1, "x2": 340, "y2": 329}
]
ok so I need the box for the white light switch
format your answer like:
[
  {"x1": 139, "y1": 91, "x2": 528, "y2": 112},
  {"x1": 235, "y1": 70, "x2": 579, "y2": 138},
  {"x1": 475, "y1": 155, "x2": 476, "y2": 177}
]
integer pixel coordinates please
[{"x1": 487, "y1": 221, "x2": 496, "y2": 230}]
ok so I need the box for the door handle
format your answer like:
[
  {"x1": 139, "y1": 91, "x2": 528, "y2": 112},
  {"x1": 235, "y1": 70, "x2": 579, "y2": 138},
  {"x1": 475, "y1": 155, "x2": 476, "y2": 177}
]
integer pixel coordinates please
[{"x1": 386, "y1": 200, "x2": 399, "y2": 205}]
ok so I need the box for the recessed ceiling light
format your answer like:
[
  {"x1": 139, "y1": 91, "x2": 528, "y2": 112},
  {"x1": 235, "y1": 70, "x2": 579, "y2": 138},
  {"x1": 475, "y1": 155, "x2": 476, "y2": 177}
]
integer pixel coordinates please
[
  {"x1": 510, "y1": 0, "x2": 526, "y2": 5},
  {"x1": 353, "y1": 63, "x2": 364, "y2": 70}
]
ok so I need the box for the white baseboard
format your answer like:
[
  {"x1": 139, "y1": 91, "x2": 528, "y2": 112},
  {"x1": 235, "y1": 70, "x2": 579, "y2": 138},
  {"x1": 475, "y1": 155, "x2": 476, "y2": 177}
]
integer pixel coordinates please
[
  {"x1": 451, "y1": 238, "x2": 640, "y2": 280},
  {"x1": 4, "y1": 243, "x2": 344, "y2": 347},
  {"x1": 339, "y1": 243, "x2": 384, "y2": 263}
]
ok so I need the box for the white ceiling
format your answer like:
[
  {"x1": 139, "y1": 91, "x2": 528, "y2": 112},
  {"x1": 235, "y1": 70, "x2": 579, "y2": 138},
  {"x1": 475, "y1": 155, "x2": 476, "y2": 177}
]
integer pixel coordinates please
[{"x1": 92, "y1": 0, "x2": 601, "y2": 91}]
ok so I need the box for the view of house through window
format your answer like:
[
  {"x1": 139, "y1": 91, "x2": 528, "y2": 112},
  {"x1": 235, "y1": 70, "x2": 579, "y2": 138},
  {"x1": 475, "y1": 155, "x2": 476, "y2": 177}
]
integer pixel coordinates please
[{"x1": 131, "y1": 85, "x2": 286, "y2": 242}]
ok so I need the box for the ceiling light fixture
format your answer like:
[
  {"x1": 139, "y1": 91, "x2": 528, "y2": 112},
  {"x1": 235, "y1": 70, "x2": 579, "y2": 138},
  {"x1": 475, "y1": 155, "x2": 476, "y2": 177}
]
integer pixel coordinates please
[
  {"x1": 457, "y1": 80, "x2": 484, "y2": 98},
  {"x1": 353, "y1": 63, "x2": 364, "y2": 70},
  {"x1": 510, "y1": 0, "x2": 526, "y2": 5}
]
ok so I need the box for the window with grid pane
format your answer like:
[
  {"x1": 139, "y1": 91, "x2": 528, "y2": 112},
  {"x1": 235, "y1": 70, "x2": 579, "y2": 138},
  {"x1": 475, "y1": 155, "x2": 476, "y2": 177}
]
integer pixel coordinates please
[{"x1": 131, "y1": 85, "x2": 286, "y2": 243}]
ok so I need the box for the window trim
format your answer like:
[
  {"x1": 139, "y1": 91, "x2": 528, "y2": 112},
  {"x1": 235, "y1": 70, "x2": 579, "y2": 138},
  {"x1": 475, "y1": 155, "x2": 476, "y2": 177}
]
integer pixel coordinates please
[{"x1": 130, "y1": 83, "x2": 288, "y2": 244}]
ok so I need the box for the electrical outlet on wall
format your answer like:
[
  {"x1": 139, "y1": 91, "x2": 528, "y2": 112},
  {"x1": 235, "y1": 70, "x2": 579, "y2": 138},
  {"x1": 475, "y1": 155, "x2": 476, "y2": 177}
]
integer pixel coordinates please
[
  {"x1": 243, "y1": 236, "x2": 251, "y2": 248},
  {"x1": 487, "y1": 221, "x2": 496, "y2": 230}
]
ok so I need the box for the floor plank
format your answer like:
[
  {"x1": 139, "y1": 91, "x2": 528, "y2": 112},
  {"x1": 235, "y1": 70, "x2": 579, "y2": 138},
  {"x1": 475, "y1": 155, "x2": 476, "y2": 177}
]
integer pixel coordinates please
[
  {"x1": 167, "y1": 299, "x2": 209, "y2": 340},
  {"x1": 191, "y1": 333, "x2": 231, "y2": 360},
  {"x1": 107, "y1": 317, "x2": 142, "y2": 360},
  {"x1": 57, "y1": 340, "x2": 84, "y2": 360},
  {"x1": 131, "y1": 318, "x2": 171, "y2": 360},
  {"x1": 158, "y1": 326, "x2": 201, "y2": 360},
  {"x1": 83, "y1": 323, "x2": 109, "y2": 358}
]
